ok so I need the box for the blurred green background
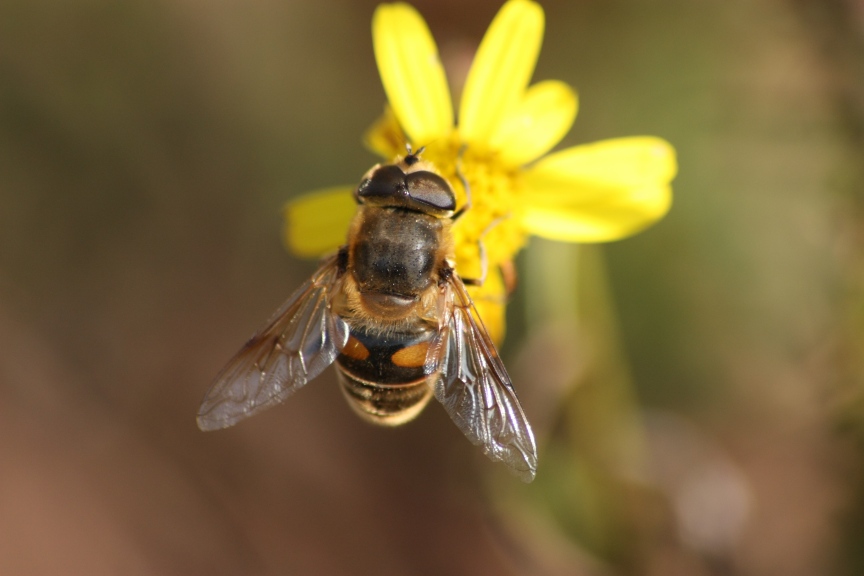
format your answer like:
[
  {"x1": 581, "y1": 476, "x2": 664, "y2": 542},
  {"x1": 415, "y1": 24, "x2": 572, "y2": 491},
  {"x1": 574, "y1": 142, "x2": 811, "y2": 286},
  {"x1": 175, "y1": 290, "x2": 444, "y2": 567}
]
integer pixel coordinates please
[{"x1": 2, "y1": 0, "x2": 864, "y2": 574}]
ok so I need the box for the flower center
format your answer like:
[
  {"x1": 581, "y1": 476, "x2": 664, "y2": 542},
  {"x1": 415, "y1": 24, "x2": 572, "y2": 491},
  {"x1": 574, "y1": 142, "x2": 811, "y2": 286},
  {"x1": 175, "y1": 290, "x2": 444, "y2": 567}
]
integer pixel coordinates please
[{"x1": 421, "y1": 136, "x2": 527, "y2": 284}]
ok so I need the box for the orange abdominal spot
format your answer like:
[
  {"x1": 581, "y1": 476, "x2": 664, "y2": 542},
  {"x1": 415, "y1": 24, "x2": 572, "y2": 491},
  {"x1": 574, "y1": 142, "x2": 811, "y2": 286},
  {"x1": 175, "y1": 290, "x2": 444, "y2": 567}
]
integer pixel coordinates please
[
  {"x1": 391, "y1": 342, "x2": 429, "y2": 368},
  {"x1": 342, "y1": 336, "x2": 370, "y2": 361}
]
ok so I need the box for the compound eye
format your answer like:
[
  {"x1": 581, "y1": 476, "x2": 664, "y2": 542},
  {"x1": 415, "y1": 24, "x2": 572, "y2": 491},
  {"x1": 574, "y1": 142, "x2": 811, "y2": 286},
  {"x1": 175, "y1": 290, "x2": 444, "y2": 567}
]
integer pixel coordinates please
[
  {"x1": 357, "y1": 165, "x2": 406, "y2": 202},
  {"x1": 405, "y1": 171, "x2": 456, "y2": 211}
]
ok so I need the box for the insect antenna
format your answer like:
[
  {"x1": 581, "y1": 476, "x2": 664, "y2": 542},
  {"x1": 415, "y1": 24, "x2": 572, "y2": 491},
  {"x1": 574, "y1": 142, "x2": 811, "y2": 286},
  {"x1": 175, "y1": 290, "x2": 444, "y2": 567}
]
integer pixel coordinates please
[{"x1": 404, "y1": 143, "x2": 426, "y2": 166}]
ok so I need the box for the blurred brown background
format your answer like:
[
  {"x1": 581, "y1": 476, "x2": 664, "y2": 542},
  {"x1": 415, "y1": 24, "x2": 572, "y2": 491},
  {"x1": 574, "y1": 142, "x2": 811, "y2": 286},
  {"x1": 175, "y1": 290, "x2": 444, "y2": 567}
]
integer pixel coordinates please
[{"x1": 2, "y1": 0, "x2": 864, "y2": 574}]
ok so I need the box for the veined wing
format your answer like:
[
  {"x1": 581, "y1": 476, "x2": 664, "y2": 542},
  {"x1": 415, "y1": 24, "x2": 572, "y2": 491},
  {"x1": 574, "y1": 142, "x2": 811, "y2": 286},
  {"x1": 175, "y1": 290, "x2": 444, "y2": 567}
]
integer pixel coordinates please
[
  {"x1": 197, "y1": 256, "x2": 349, "y2": 431},
  {"x1": 426, "y1": 274, "x2": 538, "y2": 482}
]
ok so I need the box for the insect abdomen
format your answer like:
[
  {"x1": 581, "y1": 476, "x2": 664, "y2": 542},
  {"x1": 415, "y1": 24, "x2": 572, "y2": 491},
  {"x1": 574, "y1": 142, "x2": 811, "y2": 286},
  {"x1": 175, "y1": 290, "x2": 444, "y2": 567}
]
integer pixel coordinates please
[{"x1": 335, "y1": 324, "x2": 435, "y2": 425}]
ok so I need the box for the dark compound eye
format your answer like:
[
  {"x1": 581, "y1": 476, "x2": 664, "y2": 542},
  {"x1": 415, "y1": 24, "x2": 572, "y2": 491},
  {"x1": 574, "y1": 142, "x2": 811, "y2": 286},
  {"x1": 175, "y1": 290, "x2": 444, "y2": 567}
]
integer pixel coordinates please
[
  {"x1": 357, "y1": 165, "x2": 406, "y2": 201},
  {"x1": 405, "y1": 171, "x2": 456, "y2": 211},
  {"x1": 356, "y1": 165, "x2": 456, "y2": 215}
]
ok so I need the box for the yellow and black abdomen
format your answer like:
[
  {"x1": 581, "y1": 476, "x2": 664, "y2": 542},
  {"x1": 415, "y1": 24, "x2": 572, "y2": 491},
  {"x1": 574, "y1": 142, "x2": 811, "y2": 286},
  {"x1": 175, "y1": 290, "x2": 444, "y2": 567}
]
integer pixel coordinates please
[{"x1": 335, "y1": 324, "x2": 435, "y2": 426}]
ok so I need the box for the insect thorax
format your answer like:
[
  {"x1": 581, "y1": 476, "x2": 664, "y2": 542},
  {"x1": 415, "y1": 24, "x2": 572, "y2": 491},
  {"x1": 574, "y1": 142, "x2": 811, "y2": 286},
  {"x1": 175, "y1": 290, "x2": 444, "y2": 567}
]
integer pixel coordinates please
[{"x1": 349, "y1": 206, "x2": 445, "y2": 298}]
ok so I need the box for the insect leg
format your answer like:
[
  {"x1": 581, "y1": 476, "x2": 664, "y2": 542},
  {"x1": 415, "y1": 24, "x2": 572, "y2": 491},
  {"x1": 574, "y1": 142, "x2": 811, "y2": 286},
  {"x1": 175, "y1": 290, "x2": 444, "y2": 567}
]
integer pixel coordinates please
[{"x1": 461, "y1": 214, "x2": 510, "y2": 287}]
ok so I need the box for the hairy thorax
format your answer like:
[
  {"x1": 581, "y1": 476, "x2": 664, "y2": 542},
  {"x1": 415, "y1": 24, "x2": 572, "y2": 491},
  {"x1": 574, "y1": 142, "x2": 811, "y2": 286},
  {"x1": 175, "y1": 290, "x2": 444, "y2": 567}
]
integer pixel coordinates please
[{"x1": 340, "y1": 206, "x2": 452, "y2": 330}]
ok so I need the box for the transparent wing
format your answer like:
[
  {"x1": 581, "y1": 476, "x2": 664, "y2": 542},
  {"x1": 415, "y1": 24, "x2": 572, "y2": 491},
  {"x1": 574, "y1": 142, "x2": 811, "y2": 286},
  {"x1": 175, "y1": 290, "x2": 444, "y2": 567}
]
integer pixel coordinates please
[
  {"x1": 197, "y1": 256, "x2": 349, "y2": 431},
  {"x1": 426, "y1": 275, "x2": 538, "y2": 482}
]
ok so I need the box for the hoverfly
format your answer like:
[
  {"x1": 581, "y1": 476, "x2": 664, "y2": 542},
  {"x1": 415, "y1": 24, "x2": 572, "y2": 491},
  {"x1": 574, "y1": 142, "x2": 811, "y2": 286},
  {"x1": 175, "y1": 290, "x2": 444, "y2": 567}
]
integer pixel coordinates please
[{"x1": 197, "y1": 147, "x2": 537, "y2": 481}]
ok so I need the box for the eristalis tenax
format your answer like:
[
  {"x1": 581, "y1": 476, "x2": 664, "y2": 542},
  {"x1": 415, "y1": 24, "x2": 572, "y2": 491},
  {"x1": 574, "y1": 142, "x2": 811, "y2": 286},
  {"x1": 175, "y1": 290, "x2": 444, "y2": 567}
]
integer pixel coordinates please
[{"x1": 197, "y1": 147, "x2": 537, "y2": 481}]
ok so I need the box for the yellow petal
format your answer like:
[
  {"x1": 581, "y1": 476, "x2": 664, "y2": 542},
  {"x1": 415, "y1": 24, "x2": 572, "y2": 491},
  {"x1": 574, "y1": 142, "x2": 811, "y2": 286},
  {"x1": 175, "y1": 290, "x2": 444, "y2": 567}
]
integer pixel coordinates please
[
  {"x1": 364, "y1": 107, "x2": 409, "y2": 160},
  {"x1": 520, "y1": 137, "x2": 676, "y2": 243},
  {"x1": 283, "y1": 187, "x2": 356, "y2": 257},
  {"x1": 459, "y1": 0, "x2": 544, "y2": 147},
  {"x1": 373, "y1": 3, "x2": 453, "y2": 145},
  {"x1": 490, "y1": 80, "x2": 577, "y2": 166},
  {"x1": 531, "y1": 136, "x2": 677, "y2": 186}
]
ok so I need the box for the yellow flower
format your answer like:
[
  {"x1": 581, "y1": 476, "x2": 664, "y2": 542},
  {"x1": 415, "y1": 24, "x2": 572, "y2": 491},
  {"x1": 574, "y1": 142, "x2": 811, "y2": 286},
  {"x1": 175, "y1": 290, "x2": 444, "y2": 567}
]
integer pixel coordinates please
[{"x1": 284, "y1": 0, "x2": 677, "y2": 344}]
